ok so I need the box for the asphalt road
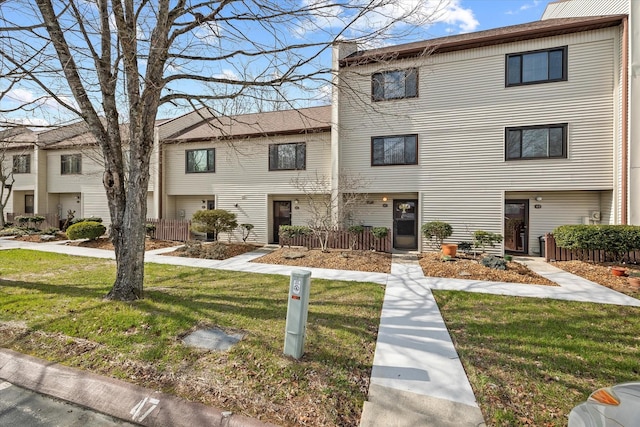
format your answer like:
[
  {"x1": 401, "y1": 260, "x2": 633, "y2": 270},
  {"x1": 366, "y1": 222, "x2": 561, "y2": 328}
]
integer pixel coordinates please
[{"x1": 0, "y1": 380, "x2": 137, "y2": 427}]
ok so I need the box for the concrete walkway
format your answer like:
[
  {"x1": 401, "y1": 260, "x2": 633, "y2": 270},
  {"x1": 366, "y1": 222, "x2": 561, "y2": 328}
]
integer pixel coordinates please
[{"x1": 1, "y1": 238, "x2": 639, "y2": 427}]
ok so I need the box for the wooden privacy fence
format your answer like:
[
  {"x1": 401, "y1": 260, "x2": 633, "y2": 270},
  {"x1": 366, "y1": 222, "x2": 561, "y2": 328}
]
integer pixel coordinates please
[
  {"x1": 146, "y1": 218, "x2": 191, "y2": 242},
  {"x1": 7, "y1": 213, "x2": 60, "y2": 230},
  {"x1": 282, "y1": 228, "x2": 392, "y2": 253},
  {"x1": 544, "y1": 233, "x2": 640, "y2": 263}
]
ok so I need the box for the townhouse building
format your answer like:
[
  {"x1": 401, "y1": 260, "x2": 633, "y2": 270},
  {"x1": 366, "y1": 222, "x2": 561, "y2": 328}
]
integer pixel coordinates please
[
  {"x1": 3, "y1": 0, "x2": 635, "y2": 256},
  {"x1": 334, "y1": 14, "x2": 629, "y2": 255}
]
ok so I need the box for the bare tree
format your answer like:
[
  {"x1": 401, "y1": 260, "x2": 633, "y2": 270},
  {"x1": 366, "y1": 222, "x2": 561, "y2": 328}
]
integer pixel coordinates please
[
  {"x1": 0, "y1": 0, "x2": 448, "y2": 300},
  {"x1": 0, "y1": 127, "x2": 35, "y2": 227},
  {"x1": 292, "y1": 170, "x2": 370, "y2": 251}
]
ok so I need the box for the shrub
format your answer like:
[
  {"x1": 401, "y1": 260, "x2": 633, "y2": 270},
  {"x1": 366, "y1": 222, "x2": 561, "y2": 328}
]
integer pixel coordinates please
[
  {"x1": 0, "y1": 227, "x2": 28, "y2": 237},
  {"x1": 239, "y1": 223, "x2": 254, "y2": 243},
  {"x1": 371, "y1": 227, "x2": 389, "y2": 239},
  {"x1": 480, "y1": 255, "x2": 507, "y2": 270},
  {"x1": 42, "y1": 227, "x2": 60, "y2": 236},
  {"x1": 145, "y1": 223, "x2": 156, "y2": 238},
  {"x1": 457, "y1": 241, "x2": 473, "y2": 253},
  {"x1": 179, "y1": 241, "x2": 228, "y2": 260},
  {"x1": 66, "y1": 221, "x2": 106, "y2": 241},
  {"x1": 553, "y1": 224, "x2": 640, "y2": 262},
  {"x1": 421, "y1": 221, "x2": 453, "y2": 250},
  {"x1": 347, "y1": 225, "x2": 365, "y2": 249},
  {"x1": 71, "y1": 216, "x2": 103, "y2": 225},
  {"x1": 191, "y1": 209, "x2": 238, "y2": 241},
  {"x1": 279, "y1": 225, "x2": 311, "y2": 247},
  {"x1": 15, "y1": 216, "x2": 31, "y2": 226},
  {"x1": 473, "y1": 230, "x2": 503, "y2": 252}
]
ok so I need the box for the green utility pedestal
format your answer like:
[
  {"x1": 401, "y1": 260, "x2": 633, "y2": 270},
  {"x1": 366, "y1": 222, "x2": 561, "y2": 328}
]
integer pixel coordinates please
[{"x1": 283, "y1": 269, "x2": 311, "y2": 359}]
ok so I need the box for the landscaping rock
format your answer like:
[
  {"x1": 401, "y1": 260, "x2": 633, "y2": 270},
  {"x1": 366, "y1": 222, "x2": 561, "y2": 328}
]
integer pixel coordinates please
[{"x1": 283, "y1": 252, "x2": 306, "y2": 260}]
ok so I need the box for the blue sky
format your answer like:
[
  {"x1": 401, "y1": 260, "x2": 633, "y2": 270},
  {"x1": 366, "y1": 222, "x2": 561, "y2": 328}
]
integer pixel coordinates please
[
  {"x1": 1, "y1": 0, "x2": 555, "y2": 126},
  {"x1": 429, "y1": 0, "x2": 551, "y2": 37}
]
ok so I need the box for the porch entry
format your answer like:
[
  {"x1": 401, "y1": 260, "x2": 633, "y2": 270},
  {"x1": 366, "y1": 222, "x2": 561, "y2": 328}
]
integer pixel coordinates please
[
  {"x1": 273, "y1": 201, "x2": 291, "y2": 244},
  {"x1": 393, "y1": 199, "x2": 418, "y2": 250},
  {"x1": 504, "y1": 200, "x2": 529, "y2": 254}
]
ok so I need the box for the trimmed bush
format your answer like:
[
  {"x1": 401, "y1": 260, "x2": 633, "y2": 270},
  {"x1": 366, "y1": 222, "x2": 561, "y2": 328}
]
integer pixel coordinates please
[
  {"x1": 421, "y1": 221, "x2": 453, "y2": 250},
  {"x1": 145, "y1": 223, "x2": 157, "y2": 238},
  {"x1": 371, "y1": 227, "x2": 389, "y2": 239},
  {"x1": 347, "y1": 225, "x2": 365, "y2": 250},
  {"x1": 239, "y1": 223, "x2": 254, "y2": 243},
  {"x1": 553, "y1": 224, "x2": 640, "y2": 262},
  {"x1": 71, "y1": 216, "x2": 103, "y2": 225},
  {"x1": 191, "y1": 209, "x2": 238, "y2": 241},
  {"x1": 473, "y1": 230, "x2": 503, "y2": 252},
  {"x1": 457, "y1": 241, "x2": 473, "y2": 253},
  {"x1": 66, "y1": 221, "x2": 106, "y2": 241}
]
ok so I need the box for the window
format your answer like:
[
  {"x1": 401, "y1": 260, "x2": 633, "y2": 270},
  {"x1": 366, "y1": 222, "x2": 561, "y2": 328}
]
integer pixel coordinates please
[
  {"x1": 12, "y1": 154, "x2": 30, "y2": 174},
  {"x1": 372, "y1": 68, "x2": 418, "y2": 101},
  {"x1": 506, "y1": 47, "x2": 567, "y2": 86},
  {"x1": 61, "y1": 154, "x2": 82, "y2": 175},
  {"x1": 269, "y1": 143, "x2": 306, "y2": 170},
  {"x1": 186, "y1": 148, "x2": 215, "y2": 173},
  {"x1": 372, "y1": 135, "x2": 418, "y2": 166},
  {"x1": 505, "y1": 124, "x2": 567, "y2": 160}
]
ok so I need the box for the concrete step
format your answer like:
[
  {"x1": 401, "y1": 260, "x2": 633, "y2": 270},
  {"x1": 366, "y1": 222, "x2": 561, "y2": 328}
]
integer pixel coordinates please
[{"x1": 360, "y1": 385, "x2": 486, "y2": 427}]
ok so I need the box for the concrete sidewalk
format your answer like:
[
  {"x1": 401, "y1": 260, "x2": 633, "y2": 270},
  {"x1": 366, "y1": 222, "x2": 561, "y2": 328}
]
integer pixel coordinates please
[{"x1": 1, "y1": 238, "x2": 639, "y2": 427}]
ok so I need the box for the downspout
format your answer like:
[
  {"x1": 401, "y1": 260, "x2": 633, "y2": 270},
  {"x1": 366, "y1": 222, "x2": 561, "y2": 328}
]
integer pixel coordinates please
[{"x1": 621, "y1": 16, "x2": 629, "y2": 224}]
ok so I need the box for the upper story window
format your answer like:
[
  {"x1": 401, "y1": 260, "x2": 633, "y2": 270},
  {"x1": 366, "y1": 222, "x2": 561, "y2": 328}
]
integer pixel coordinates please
[
  {"x1": 506, "y1": 124, "x2": 567, "y2": 160},
  {"x1": 372, "y1": 135, "x2": 418, "y2": 166},
  {"x1": 506, "y1": 46, "x2": 567, "y2": 86},
  {"x1": 372, "y1": 68, "x2": 418, "y2": 101},
  {"x1": 61, "y1": 154, "x2": 82, "y2": 175},
  {"x1": 186, "y1": 148, "x2": 215, "y2": 173},
  {"x1": 269, "y1": 142, "x2": 306, "y2": 171},
  {"x1": 12, "y1": 154, "x2": 30, "y2": 174}
]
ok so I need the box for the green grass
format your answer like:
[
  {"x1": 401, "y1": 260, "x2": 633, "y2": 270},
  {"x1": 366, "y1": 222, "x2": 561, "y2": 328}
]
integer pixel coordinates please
[
  {"x1": 0, "y1": 249, "x2": 384, "y2": 426},
  {"x1": 433, "y1": 291, "x2": 640, "y2": 426}
]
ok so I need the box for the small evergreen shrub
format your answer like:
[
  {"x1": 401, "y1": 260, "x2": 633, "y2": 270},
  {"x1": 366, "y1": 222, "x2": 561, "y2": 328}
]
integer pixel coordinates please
[
  {"x1": 457, "y1": 241, "x2": 473, "y2": 253},
  {"x1": 553, "y1": 224, "x2": 640, "y2": 262},
  {"x1": 42, "y1": 227, "x2": 60, "y2": 236},
  {"x1": 279, "y1": 225, "x2": 311, "y2": 239},
  {"x1": 191, "y1": 209, "x2": 238, "y2": 241},
  {"x1": 71, "y1": 216, "x2": 103, "y2": 225},
  {"x1": 145, "y1": 223, "x2": 156, "y2": 238},
  {"x1": 371, "y1": 227, "x2": 389, "y2": 239},
  {"x1": 66, "y1": 221, "x2": 106, "y2": 240},
  {"x1": 480, "y1": 255, "x2": 507, "y2": 270},
  {"x1": 473, "y1": 230, "x2": 503, "y2": 252},
  {"x1": 179, "y1": 241, "x2": 228, "y2": 260},
  {"x1": 239, "y1": 223, "x2": 254, "y2": 243},
  {"x1": 422, "y1": 221, "x2": 453, "y2": 249}
]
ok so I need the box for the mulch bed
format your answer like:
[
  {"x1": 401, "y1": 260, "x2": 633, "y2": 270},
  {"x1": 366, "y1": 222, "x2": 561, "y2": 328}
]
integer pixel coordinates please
[
  {"x1": 419, "y1": 252, "x2": 557, "y2": 286},
  {"x1": 552, "y1": 260, "x2": 640, "y2": 298},
  {"x1": 66, "y1": 237, "x2": 181, "y2": 251},
  {"x1": 165, "y1": 241, "x2": 262, "y2": 260},
  {"x1": 252, "y1": 247, "x2": 393, "y2": 273},
  {"x1": 13, "y1": 234, "x2": 68, "y2": 243}
]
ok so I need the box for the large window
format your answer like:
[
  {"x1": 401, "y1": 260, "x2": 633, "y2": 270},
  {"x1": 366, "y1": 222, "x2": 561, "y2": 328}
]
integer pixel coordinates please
[
  {"x1": 372, "y1": 68, "x2": 418, "y2": 101},
  {"x1": 506, "y1": 47, "x2": 567, "y2": 86},
  {"x1": 269, "y1": 143, "x2": 306, "y2": 170},
  {"x1": 61, "y1": 154, "x2": 82, "y2": 175},
  {"x1": 506, "y1": 124, "x2": 567, "y2": 160},
  {"x1": 186, "y1": 148, "x2": 215, "y2": 173},
  {"x1": 12, "y1": 154, "x2": 30, "y2": 174},
  {"x1": 372, "y1": 135, "x2": 418, "y2": 166}
]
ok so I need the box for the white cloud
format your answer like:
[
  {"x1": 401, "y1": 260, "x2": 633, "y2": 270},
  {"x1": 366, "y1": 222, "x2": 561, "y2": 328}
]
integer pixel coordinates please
[
  {"x1": 3, "y1": 116, "x2": 50, "y2": 128},
  {"x1": 6, "y1": 88, "x2": 36, "y2": 104},
  {"x1": 213, "y1": 69, "x2": 240, "y2": 81},
  {"x1": 506, "y1": 0, "x2": 542, "y2": 15}
]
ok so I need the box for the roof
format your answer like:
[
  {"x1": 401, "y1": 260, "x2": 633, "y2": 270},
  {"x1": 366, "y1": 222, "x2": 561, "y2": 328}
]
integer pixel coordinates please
[
  {"x1": 165, "y1": 106, "x2": 332, "y2": 142},
  {"x1": 341, "y1": 15, "x2": 626, "y2": 67},
  {"x1": 0, "y1": 127, "x2": 37, "y2": 149}
]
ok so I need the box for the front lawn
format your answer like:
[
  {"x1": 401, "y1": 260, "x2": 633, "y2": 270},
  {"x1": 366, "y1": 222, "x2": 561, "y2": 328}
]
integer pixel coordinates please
[
  {"x1": 433, "y1": 291, "x2": 640, "y2": 426},
  {"x1": 0, "y1": 249, "x2": 383, "y2": 427}
]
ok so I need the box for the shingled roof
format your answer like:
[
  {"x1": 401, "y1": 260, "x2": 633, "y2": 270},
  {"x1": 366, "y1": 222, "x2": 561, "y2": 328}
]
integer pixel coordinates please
[
  {"x1": 165, "y1": 105, "x2": 331, "y2": 143},
  {"x1": 342, "y1": 15, "x2": 625, "y2": 67}
]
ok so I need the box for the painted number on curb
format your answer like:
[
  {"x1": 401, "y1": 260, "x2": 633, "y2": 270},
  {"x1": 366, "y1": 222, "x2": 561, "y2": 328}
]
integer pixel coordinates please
[{"x1": 130, "y1": 397, "x2": 160, "y2": 422}]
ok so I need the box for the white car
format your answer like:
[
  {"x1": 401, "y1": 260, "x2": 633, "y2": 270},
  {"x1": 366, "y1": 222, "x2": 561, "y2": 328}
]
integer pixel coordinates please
[{"x1": 569, "y1": 382, "x2": 640, "y2": 427}]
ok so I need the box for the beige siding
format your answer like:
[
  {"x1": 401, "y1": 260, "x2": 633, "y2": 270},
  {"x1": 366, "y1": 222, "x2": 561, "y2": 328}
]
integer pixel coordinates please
[
  {"x1": 46, "y1": 149, "x2": 103, "y2": 193},
  {"x1": 506, "y1": 191, "x2": 609, "y2": 255},
  {"x1": 164, "y1": 132, "x2": 331, "y2": 196},
  {"x1": 542, "y1": 0, "x2": 628, "y2": 18},
  {"x1": 339, "y1": 28, "x2": 619, "y2": 252},
  {"x1": 82, "y1": 187, "x2": 110, "y2": 225}
]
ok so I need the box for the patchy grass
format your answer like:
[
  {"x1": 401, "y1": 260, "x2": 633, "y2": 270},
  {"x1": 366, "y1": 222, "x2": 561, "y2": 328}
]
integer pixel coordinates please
[
  {"x1": 433, "y1": 291, "x2": 640, "y2": 426},
  {"x1": 0, "y1": 249, "x2": 383, "y2": 426}
]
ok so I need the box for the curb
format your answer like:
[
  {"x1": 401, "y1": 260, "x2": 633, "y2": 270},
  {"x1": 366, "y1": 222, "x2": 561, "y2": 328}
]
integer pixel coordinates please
[{"x1": 0, "y1": 349, "x2": 278, "y2": 427}]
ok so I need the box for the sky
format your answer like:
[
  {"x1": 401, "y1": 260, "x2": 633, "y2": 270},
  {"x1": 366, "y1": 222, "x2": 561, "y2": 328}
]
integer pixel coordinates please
[{"x1": 0, "y1": 0, "x2": 555, "y2": 126}]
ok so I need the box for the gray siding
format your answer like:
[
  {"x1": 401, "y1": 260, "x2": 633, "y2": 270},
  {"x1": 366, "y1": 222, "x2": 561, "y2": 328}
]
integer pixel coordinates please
[{"x1": 542, "y1": 0, "x2": 628, "y2": 18}]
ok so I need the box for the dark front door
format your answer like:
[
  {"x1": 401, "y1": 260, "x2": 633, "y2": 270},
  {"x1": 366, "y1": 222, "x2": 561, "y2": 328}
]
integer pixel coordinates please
[
  {"x1": 24, "y1": 195, "x2": 34, "y2": 214},
  {"x1": 273, "y1": 201, "x2": 292, "y2": 243},
  {"x1": 393, "y1": 199, "x2": 417, "y2": 250},
  {"x1": 504, "y1": 200, "x2": 529, "y2": 253}
]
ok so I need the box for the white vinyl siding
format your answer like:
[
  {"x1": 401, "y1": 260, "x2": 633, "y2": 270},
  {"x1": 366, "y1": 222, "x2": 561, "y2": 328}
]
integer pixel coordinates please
[
  {"x1": 542, "y1": 0, "x2": 628, "y2": 19},
  {"x1": 47, "y1": 149, "x2": 104, "y2": 193},
  {"x1": 82, "y1": 188, "x2": 111, "y2": 226}
]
